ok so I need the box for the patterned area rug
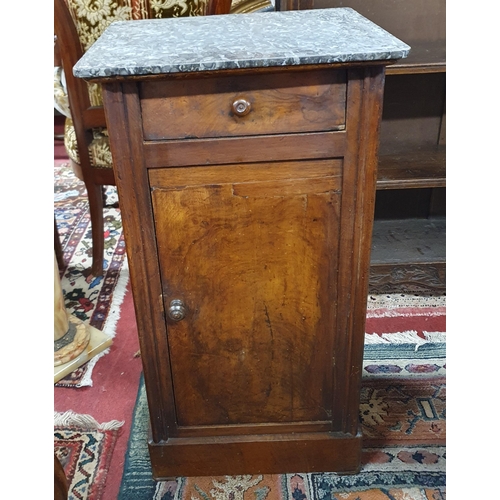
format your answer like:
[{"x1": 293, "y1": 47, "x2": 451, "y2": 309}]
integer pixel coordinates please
[
  {"x1": 54, "y1": 162, "x2": 129, "y2": 387},
  {"x1": 54, "y1": 411, "x2": 125, "y2": 500},
  {"x1": 119, "y1": 295, "x2": 446, "y2": 500}
]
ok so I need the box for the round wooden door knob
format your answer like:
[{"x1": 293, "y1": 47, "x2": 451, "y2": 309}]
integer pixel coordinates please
[{"x1": 232, "y1": 98, "x2": 251, "y2": 116}]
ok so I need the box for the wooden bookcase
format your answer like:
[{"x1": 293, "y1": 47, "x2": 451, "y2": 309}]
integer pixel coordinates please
[{"x1": 279, "y1": 0, "x2": 446, "y2": 294}]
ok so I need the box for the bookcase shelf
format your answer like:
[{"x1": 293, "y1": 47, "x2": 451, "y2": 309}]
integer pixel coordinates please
[
  {"x1": 279, "y1": 0, "x2": 446, "y2": 293},
  {"x1": 377, "y1": 145, "x2": 446, "y2": 190},
  {"x1": 387, "y1": 39, "x2": 446, "y2": 75},
  {"x1": 369, "y1": 218, "x2": 446, "y2": 293}
]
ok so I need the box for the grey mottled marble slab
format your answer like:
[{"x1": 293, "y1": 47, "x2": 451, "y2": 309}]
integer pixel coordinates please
[{"x1": 74, "y1": 8, "x2": 410, "y2": 79}]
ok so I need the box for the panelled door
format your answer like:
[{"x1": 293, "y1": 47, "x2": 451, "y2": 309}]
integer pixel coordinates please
[{"x1": 149, "y1": 158, "x2": 344, "y2": 429}]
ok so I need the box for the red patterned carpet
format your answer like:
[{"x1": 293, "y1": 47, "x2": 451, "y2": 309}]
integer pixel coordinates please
[
  {"x1": 54, "y1": 287, "x2": 142, "y2": 499},
  {"x1": 54, "y1": 411, "x2": 125, "y2": 499},
  {"x1": 54, "y1": 115, "x2": 142, "y2": 498}
]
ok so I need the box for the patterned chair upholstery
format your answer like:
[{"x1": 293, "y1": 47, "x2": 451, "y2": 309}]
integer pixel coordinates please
[{"x1": 54, "y1": 0, "x2": 272, "y2": 275}]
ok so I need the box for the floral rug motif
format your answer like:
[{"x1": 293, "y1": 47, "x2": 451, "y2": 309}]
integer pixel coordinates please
[
  {"x1": 54, "y1": 411, "x2": 124, "y2": 500},
  {"x1": 54, "y1": 162, "x2": 129, "y2": 387},
  {"x1": 360, "y1": 377, "x2": 445, "y2": 446}
]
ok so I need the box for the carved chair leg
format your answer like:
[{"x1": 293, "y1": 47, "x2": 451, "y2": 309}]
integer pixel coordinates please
[
  {"x1": 86, "y1": 182, "x2": 105, "y2": 276},
  {"x1": 54, "y1": 216, "x2": 65, "y2": 270},
  {"x1": 102, "y1": 185, "x2": 107, "y2": 206}
]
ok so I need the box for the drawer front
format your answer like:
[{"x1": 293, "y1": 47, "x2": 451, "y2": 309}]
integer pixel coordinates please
[{"x1": 141, "y1": 69, "x2": 346, "y2": 140}]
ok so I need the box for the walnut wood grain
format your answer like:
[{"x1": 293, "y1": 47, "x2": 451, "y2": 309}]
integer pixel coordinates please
[
  {"x1": 143, "y1": 131, "x2": 346, "y2": 168},
  {"x1": 279, "y1": 0, "x2": 315, "y2": 10},
  {"x1": 174, "y1": 420, "x2": 333, "y2": 438},
  {"x1": 148, "y1": 158, "x2": 342, "y2": 185},
  {"x1": 151, "y1": 159, "x2": 342, "y2": 427}
]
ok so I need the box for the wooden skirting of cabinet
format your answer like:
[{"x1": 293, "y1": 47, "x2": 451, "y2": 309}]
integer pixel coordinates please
[{"x1": 148, "y1": 431, "x2": 363, "y2": 477}]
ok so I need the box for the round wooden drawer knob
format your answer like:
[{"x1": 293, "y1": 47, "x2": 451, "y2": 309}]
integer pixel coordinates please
[{"x1": 232, "y1": 98, "x2": 251, "y2": 117}]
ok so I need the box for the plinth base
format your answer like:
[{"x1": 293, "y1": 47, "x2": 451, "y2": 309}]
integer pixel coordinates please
[
  {"x1": 54, "y1": 315, "x2": 91, "y2": 366},
  {"x1": 54, "y1": 322, "x2": 113, "y2": 383},
  {"x1": 148, "y1": 430, "x2": 362, "y2": 478}
]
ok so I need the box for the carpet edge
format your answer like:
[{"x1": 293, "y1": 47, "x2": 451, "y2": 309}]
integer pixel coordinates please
[{"x1": 54, "y1": 410, "x2": 125, "y2": 431}]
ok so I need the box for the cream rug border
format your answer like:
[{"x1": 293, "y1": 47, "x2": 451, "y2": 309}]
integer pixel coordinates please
[{"x1": 367, "y1": 293, "x2": 446, "y2": 310}]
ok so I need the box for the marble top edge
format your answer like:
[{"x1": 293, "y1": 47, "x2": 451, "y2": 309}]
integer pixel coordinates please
[{"x1": 74, "y1": 8, "x2": 410, "y2": 79}]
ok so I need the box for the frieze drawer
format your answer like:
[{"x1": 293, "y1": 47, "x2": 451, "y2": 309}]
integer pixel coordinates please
[{"x1": 140, "y1": 69, "x2": 347, "y2": 141}]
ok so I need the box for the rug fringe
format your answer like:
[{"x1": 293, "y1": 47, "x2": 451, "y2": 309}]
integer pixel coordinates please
[
  {"x1": 54, "y1": 410, "x2": 125, "y2": 431},
  {"x1": 77, "y1": 352, "x2": 107, "y2": 388},
  {"x1": 366, "y1": 308, "x2": 445, "y2": 319},
  {"x1": 364, "y1": 330, "x2": 446, "y2": 351},
  {"x1": 367, "y1": 294, "x2": 446, "y2": 308},
  {"x1": 423, "y1": 331, "x2": 447, "y2": 343},
  {"x1": 77, "y1": 259, "x2": 130, "y2": 388},
  {"x1": 102, "y1": 256, "x2": 130, "y2": 341}
]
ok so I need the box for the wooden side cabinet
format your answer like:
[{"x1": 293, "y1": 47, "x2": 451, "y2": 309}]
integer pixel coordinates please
[{"x1": 74, "y1": 9, "x2": 409, "y2": 478}]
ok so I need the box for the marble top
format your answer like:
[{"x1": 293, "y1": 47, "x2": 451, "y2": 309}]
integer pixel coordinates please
[{"x1": 73, "y1": 8, "x2": 410, "y2": 79}]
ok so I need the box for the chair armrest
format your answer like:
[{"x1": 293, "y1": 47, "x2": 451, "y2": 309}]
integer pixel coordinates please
[
  {"x1": 54, "y1": 35, "x2": 62, "y2": 67},
  {"x1": 54, "y1": 66, "x2": 72, "y2": 118}
]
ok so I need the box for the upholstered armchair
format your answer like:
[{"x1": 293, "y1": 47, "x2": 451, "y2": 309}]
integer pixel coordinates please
[{"x1": 54, "y1": 0, "x2": 272, "y2": 276}]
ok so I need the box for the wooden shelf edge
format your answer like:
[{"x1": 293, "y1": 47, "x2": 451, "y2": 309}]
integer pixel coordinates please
[
  {"x1": 386, "y1": 64, "x2": 446, "y2": 75},
  {"x1": 376, "y1": 178, "x2": 446, "y2": 190},
  {"x1": 386, "y1": 40, "x2": 446, "y2": 75},
  {"x1": 370, "y1": 217, "x2": 446, "y2": 266},
  {"x1": 376, "y1": 147, "x2": 446, "y2": 190},
  {"x1": 369, "y1": 217, "x2": 446, "y2": 293}
]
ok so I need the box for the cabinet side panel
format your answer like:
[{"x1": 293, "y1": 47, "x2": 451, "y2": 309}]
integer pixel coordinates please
[
  {"x1": 333, "y1": 67, "x2": 385, "y2": 435},
  {"x1": 101, "y1": 82, "x2": 178, "y2": 441},
  {"x1": 150, "y1": 160, "x2": 342, "y2": 427}
]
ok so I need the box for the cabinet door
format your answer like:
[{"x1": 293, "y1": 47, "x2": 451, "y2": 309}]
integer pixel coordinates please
[{"x1": 149, "y1": 159, "x2": 342, "y2": 428}]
